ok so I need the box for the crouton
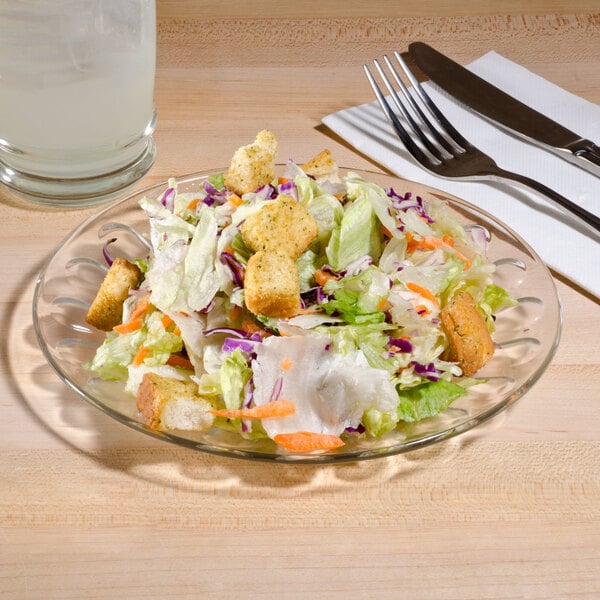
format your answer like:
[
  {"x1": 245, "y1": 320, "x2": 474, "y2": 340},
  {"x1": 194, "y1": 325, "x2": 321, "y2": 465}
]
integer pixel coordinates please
[
  {"x1": 85, "y1": 257, "x2": 142, "y2": 331},
  {"x1": 224, "y1": 129, "x2": 278, "y2": 195},
  {"x1": 244, "y1": 251, "x2": 301, "y2": 318},
  {"x1": 137, "y1": 372, "x2": 215, "y2": 432},
  {"x1": 239, "y1": 194, "x2": 318, "y2": 259},
  {"x1": 302, "y1": 149, "x2": 339, "y2": 181},
  {"x1": 441, "y1": 290, "x2": 495, "y2": 377}
]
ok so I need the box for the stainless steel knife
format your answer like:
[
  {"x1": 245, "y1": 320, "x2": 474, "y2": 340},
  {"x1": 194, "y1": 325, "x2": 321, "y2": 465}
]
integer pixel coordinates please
[{"x1": 408, "y1": 41, "x2": 600, "y2": 177}]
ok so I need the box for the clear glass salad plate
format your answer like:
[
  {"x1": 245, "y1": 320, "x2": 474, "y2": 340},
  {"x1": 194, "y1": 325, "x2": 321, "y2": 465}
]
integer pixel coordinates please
[{"x1": 33, "y1": 167, "x2": 561, "y2": 463}]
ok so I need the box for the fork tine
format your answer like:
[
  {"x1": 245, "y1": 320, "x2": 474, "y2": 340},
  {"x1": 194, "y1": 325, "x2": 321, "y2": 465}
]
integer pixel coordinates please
[
  {"x1": 363, "y1": 63, "x2": 437, "y2": 168},
  {"x1": 382, "y1": 54, "x2": 457, "y2": 157},
  {"x1": 393, "y1": 51, "x2": 470, "y2": 151},
  {"x1": 372, "y1": 59, "x2": 445, "y2": 161}
]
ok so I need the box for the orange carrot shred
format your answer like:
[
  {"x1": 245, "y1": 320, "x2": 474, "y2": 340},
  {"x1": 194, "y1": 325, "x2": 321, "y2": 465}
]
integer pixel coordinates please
[
  {"x1": 228, "y1": 304, "x2": 243, "y2": 322},
  {"x1": 166, "y1": 354, "x2": 194, "y2": 370},
  {"x1": 133, "y1": 345, "x2": 149, "y2": 366},
  {"x1": 241, "y1": 320, "x2": 270, "y2": 338},
  {"x1": 377, "y1": 297, "x2": 391, "y2": 311},
  {"x1": 228, "y1": 193, "x2": 243, "y2": 207},
  {"x1": 406, "y1": 282, "x2": 439, "y2": 307},
  {"x1": 314, "y1": 268, "x2": 340, "y2": 287},
  {"x1": 273, "y1": 431, "x2": 345, "y2": 452},
  {"x1": 415, "y1": 304, "x2": 431, "y2": 317},
  {"x1": 113, "y1": 318, "x2": 144, "y2": 334},
  {"x1": 161, "y1": 314, "x2": 174, "y2": 329},
  {"x1": 129, "y1": 295, "x2": 151, "y2": 321},
  {"x1": 209, "y1": 399, "x2": 296, "y2": 420},
  {"x1": 453, "y1": 249, "x2": 472, "y2": 270},
  {"x1": 380, "y1": 224, "x2": 393, "y2": 238},
  {"x1": 280, "y1": 357, "x2": 294, "y2": 371},
  {"x1": 187, "y1": 198, "x2": 201, "y2": 210}
]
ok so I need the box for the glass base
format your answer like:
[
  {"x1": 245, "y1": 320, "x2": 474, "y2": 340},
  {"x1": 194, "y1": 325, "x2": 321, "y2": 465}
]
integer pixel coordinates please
[{"x1": 0, "y1": 138, "x2": 156, "y2": 208}]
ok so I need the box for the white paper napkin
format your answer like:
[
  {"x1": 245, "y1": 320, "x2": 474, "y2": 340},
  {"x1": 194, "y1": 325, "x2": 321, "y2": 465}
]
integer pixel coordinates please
[{"x1": 322, "y1": 51, "x2": 600, "y2": 298}]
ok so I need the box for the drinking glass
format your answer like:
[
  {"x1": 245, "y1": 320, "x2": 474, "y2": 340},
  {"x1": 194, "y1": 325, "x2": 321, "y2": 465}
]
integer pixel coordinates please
[{"x1": 0, "y1": 0, "x2": 157, "y2": 207}]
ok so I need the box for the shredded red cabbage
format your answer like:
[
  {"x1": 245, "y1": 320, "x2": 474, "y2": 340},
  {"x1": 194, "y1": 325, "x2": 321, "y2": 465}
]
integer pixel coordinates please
[
  {"x1": 202, "y1": 180, "x2": 230, "y2": 206},
  {"x1": 300, "y1": 286, "x2": 328, "y2": 306},
  {"x1": 411, "y1": 361, "x2": 441, "y2": 381},
  {"x1": 221, "y1": 337, "x2": 259, "y2": 354},
  {"x1": 269, "y1": 375, "x2": 283, "y2": 402},
  {"x1": 220, "y1": 251, "x2": 245, "y2": 287},
  {"x1": 278, "y1": 179, "x2": 298, "y2": 200},
  {"x1": 160, "y1": 187, "x2": 175, "y2": 212},
  {"x1": 389, "y1": 337, "x2": 413, "y2": 353},
  {"x1": 102, "y1": 237, "x2": 117, "y2": 266},
  {"x1": 388, "y1": 188, "x2": 434, "y2": 224},
  {"x1": 254, "y1": 183, "x2": 277, "y2": 200}
]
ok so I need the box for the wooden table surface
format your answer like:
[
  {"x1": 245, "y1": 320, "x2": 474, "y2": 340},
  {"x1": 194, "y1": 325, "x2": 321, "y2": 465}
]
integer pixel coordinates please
[{"x1": 1, "y1": 1, "x2": 599, "y2": 598}]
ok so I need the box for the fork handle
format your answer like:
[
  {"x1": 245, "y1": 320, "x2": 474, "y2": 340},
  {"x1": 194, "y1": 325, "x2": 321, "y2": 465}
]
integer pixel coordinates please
[{"x1": 493, "y1": 168, "x2": 600, "y2": 237}]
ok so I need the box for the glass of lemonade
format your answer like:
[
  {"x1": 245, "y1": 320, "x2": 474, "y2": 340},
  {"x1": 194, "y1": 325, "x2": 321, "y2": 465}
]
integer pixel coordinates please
[{"x1": 0, "y1": 1, "x2": 157, "y2": 207}]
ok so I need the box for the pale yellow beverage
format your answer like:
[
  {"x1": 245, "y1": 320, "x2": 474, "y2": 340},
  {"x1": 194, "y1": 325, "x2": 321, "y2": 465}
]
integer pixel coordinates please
[{"x1": 0, "y1": 1, "x2": 157, "y2": 206}]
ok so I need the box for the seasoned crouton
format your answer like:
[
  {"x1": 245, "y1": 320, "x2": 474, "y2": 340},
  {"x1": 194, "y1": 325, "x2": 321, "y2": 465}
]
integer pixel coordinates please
[
  {"x1": 441, "y1": 290, "x2": 495, "y2": 377},
  {"x1": 85, "y1": 257, "x2": 142, "y2": 331},
  {"x1": 239, "y1": 194, "x2": 318, "y2": 259},
  {"x1": 244, "y1": 251, "x2": 301, "y2": 318},
  {"x1": 137, "y1": 372, "x2": 215, "y2": 431},
  {"x1": 224, "y1": 129, "x2": 278, "y2": 195},
  {"x1": 302, "y1": 149, "x2": 339, "y2": 181}
]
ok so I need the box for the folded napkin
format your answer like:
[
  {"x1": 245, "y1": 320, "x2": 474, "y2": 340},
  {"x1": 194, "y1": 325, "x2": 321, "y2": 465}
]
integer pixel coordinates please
[{"x1": 322, "y1": 51, "x2": 600, "y2": 298}]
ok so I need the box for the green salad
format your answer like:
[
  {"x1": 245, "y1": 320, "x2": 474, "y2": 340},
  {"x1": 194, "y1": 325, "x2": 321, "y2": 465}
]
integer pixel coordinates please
[{"x1": 86, "y1": 137, "x2": 514, "y2": 452}]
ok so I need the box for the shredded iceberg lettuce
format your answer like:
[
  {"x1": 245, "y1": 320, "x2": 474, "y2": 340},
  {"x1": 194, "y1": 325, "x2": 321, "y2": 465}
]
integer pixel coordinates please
[{"x1": 86, "y1": 158, "x2": 514, "y2": 449}]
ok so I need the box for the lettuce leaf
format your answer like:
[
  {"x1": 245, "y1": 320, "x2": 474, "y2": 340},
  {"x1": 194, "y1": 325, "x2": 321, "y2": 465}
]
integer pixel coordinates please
[
  {"x1": 396, "y1": 379, "x2": 467, "y2": 422},
  {"x1": 219, "y1": 348, "x2": 252, "y2": 410},
  {"x1": 326, "y1": 193, "x2": 381, "y2": 270}
]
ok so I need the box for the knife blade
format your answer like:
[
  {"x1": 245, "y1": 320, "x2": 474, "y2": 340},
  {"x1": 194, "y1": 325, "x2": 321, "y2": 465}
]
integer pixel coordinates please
[{"x1": 408, "y1": 42, "x2": 600, "y2": 177}]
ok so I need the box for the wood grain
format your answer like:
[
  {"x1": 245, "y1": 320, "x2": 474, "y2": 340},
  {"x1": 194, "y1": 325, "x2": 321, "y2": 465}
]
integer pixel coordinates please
[{"x1": 1, "y1": 1, "x2": 599, "y2": 598}]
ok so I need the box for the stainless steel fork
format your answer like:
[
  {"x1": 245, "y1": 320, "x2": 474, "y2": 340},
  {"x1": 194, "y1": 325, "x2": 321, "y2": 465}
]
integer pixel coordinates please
[{"x1": 364, "y1": 52, "x2": 600, "y2": 237}]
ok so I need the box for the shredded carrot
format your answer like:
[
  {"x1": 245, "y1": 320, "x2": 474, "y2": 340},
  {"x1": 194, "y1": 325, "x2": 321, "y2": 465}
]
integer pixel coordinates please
[
  {"x1": 406, "y1": 282, "x2": 439, "y2": 307},
  {"x1": 228, "y1": 304, "x2": 243, "y2": 322},
  {"x1": 166, "y1": 354, "x2": 194, "y2": 370},
  {"x1": 113, "y1": 318, "x2": 144, "y2": 334},
  {"x1": 129, "y1": 295, "x2": 151, "y2": 321},
  {"x1": 415, "y1": 304, "x2": 431, "y2": 317},
  {"x1": 453, "y1": 249, "x2": 472, "y2": 270},
  {"x1": 377, "y1": 297, "x2": 391, "y2": 311},
  {"x1": 380, "y1": 224, "x2": 393, "y2": 238},
  {"x1": 187, "y1": 198, "x2": 201, "y2": 210},
  {"x1": 406, "y1": 233, "x2": 471, "y2": 270},
  {"x1": 228, "y1": 193, "x2": 243, "y2": 207},
  {"x1": 133, "y1": 345, "x2": 149, "y2": 366},
  {"x1": 209, "y1": 399, "x2": 296, "y2": 420},
  {"x1": 242, "y1": 320, "x2": 269, "y2": 338},
  {"x1": 223, "y1": 245, "x2": 235, "y2": 256},
  {"x1": 273, "y1": 431, "x2": 345, "y2": 452},
  {"x1": 278, "y1": 177, "x2": 290, "y2": 185},
  {"x1": 314, "y1": 268, "x2": 339, "y2": 287},
  {"x1": 161, "y1": 314, "x2": 174, "y2": 329},
  {"x1": 280, "y1": 357, "x2": 294, "y2": 371},
  {"x1": 173, "y1": 326, "x2": 181, "y2": 336}
]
